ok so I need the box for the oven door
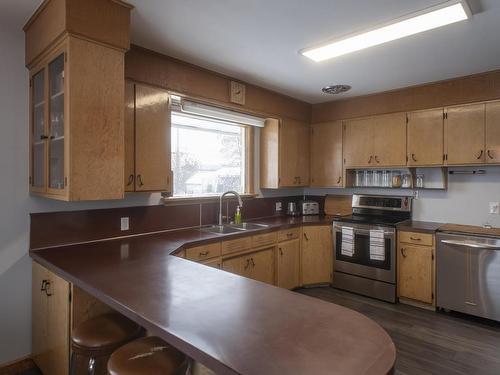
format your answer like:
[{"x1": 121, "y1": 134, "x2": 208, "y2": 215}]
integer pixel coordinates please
[{"x1": 333, "y1": 222, "x2": 396, "y2": 283}]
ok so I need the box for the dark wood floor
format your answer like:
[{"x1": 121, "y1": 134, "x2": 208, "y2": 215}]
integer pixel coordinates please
[{"x1": 298, "y1": 287, "x2": 500, "y2": 375}]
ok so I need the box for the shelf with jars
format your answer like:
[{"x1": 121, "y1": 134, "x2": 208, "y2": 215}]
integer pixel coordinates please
[{"x1": 344, "y1": 167, "x2": 448, "y2": 190}]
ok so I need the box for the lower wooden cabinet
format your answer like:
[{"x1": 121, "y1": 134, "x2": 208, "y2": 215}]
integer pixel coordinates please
[
  {"x1": 276, "y1": 239, "x2": 300, "y2": 289},
  {"x1": 222, "y1": 248, "x2": 275, "y2": 284},
  {"x1": 32, "y1": 262, "x2": 70, "y2": 375},
  {"x1": 301, "y1": 226, "x2": 333, "y2": 286},
  {"x1": 397, "y1": 231, "x2": 435, "y2": 305}
]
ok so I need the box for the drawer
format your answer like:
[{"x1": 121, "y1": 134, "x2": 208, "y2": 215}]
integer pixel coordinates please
[
  {"x1": 186, "y1": 242, "x2": 221, "y2": 261},
  {"x1": 222, "y1": 236, "x2": 252, "y2": 256},
  {"x1": 201, "y1": 258, "x2": 222, "y2": 269},
  {"x1": 278, "y1": 227, "x2": 300, "y2": 242},
  {"x1": 399, "y1": 231, "x2": 433, "y2": 247},
  {"x1": 252, "y1": 231, "x2": 277, "y2": 248}
]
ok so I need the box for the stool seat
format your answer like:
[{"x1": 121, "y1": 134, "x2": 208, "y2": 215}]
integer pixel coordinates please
[
  {"x1": 107, "y1": 336, "x2": 189, "y2": 375},
  {"x1": 72, "y1": 313, "x2": 143, "y2": 355}
]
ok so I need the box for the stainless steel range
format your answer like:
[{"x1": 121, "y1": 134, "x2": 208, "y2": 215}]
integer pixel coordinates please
[{"x1": 332, "y1": 194, "x2": 412, "y2": 303}]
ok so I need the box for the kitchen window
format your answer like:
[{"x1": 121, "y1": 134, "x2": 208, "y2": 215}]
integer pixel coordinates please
[{"x1": 171, "y1": 99, "x2": 262, "y2": 197}]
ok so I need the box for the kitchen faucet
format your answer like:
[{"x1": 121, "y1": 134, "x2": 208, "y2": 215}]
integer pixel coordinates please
[{"x1": 219, "y1": 191, "x2": 243, "y2": 226}]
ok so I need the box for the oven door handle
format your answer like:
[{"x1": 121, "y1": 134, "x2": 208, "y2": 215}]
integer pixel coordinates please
[{"x1": 334, "y1": 226, "x2": 394, "y2": 237}]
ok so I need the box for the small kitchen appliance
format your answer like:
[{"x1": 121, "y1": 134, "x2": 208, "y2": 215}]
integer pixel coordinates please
[{"x1": 299, "y1": 200, "x2": 319, "y2": 215}]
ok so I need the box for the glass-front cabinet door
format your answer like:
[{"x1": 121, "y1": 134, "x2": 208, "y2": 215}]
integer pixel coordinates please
[
  {"x1": 31, "y1": 69, "x2": 46, "y2": 191},
  {"x1": 48, "y1": 53, "x2": 65, "y2": 191}
]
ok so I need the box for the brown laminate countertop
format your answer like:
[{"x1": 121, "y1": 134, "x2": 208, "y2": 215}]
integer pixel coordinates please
[
  {"x1": 30, "y1": 215, "x2": 395, "y2": 375},
  {"x1": 438, "y1": 223, "x2": 500, "y2": 237},
  {"x1": 397, "y1": 220, "x2": 444, "y2": 234}
]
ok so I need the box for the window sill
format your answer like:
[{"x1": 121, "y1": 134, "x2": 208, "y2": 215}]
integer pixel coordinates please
[{"x1": 161, "y1": 193, "x2": 258, "y2": 206}]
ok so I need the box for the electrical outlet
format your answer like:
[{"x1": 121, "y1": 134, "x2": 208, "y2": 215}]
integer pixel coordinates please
[
  {"x1": 120, "y1": 217, "x2": 130, "y2": 231},
  {"x1": 489, "y1": 202, "x2": 500, "y2": 215},
  {"x1": 275, "y1": 202, "x2": 282, "y2": 212}
]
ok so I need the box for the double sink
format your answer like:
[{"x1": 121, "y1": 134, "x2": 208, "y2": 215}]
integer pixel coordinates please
[{"x1": 200, "y1": 222, "x2": 269, "y2": 235}]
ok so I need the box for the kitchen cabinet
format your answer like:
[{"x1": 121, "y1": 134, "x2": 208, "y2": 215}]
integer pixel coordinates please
[
  {"x1": 445, "y1": 104, "x2": 485, "y2": 165},
  {"x1": 125, "y1": 82, "x2": 173, "y2": 192},
  {"x1": 397, "y1": 231, "x2": 435, "y2": 305},
  {"x1": 301, "y1": 226, "x2": 333, "y2": 286},
  {"x1": 25, "y1": 0, "x2": 131, "y2": 201},
  {"x1": 485, "y1": 101, "x2": 500, "y2": 163},
  {"x1": 32, "y1": 262, "x2": 70, "y2": 375},
  {"x1": 343, "y1": 113, "x2": 406, "y2": 168},
  {"x1": 276, "y1": 239, "x2": 300, "y2": 289},
  {"x1": 407, "y1": 109, "x2": 444, "y2": 166},
  {"x1": 222, "y1": 248, "x2": 275, "y2": 284},
  {"x1": 260, "y1": 118, "x2": 310, "y2": 188},
  {"x1": 310, "y1": 121, "x2": 343, "y2": 187}
]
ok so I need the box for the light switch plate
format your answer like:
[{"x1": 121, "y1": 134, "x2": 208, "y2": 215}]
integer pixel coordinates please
[
  {"x1": 230, "y1": 81, "x2": 246, "y2": 105},
  {"x1": 120, "y1": 217, "x2": 130, "y2": 231},
  {"x1": 489, "y1": 202, "x2": 500, "y2": 214}
]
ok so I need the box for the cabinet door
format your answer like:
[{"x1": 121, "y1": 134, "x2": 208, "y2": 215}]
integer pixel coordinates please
[
  {"x1": 301, "y1": 226, "x2": 333, "y2": 285},
  {"x1": 32, "y1": 262, "x2": 49, "y2": 374},
  {"x1": 310, "y1": 121, "x2": 343, "y2": 187},
  {"x1": 373, "y1": 112, "x2": 407, "y2": 167},
  {"x1": 223, "y1": 248, "x2": 274, "y2": 284},
  {"x1": 485, "y1": 101, "x2": 500, "y2": 163},
  {"x1": 135, "y1": 84, "x2": 172, "y2": 192},
  {"x1": 32, "y1": 263, "x2": 70, "y2": 375},
  {"x1": 343, "y1": 118, "x2": 373, "y2": 168},
  {"x1": 30, "y1": 68, "x2": 47, "y2": 193},
  {"x1": 124, "y1": 81, "x2": 135, "y2": 191},
  {"x1": 279, "y1": 119, "x2": 310, "y2": 187},
  {"x1": 445, "y1": 104, "x2": 485, "y2": 165},
  {"x1": 277, "y1": 239, "x2": 300, "y2": 289},
  {"x1": 407, "y1": 109, "x2": 444, "y2": 166},
  {"x1": 398, "y1": 245, "x2": 433, "y2": 304}
]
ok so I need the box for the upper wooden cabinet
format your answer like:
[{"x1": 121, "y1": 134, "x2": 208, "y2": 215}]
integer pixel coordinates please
[
  {"x1": 125, "y1": 82, "x2": 172, "y2": 193},
  {"x1": 260, "y1": 118, "x2": 310, "y2": 188},
  {"x1": 25, "y1": 0, "x2": 132, "y2": 200},
  {"x1": 344, "y1": 113, "x2": 406, "y2": 168},
  {"x1": 310, "y1": 121, "x2": 343, "y2": 187},
  {"x1": 445, "y1": 104, "x2": 485, "y2": 165},
  {"x1": 485, "y1": 101, "x2": 500, "y2": 164},
  {"x1": 407, "y1": 109, "x2": 444, "y2": 166}
]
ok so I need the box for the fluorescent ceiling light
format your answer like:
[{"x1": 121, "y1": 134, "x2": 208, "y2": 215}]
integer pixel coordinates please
[{"x1": 301, "y1": 0, "x2": 471, "y2": 62}]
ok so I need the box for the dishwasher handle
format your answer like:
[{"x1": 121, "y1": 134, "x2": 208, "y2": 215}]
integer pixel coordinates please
[{"x1": 441, "y1": 239, "x2": 500, "y2": 250}]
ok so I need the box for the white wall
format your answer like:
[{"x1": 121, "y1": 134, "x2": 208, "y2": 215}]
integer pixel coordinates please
[{"x1": 306, "y1": 166, "x2": 500, "y2": 228}]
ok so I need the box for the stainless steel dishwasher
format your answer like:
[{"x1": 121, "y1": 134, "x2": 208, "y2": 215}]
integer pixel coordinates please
[{"x1": 436, "y1": 232, "x2": 500, "y2": 321}]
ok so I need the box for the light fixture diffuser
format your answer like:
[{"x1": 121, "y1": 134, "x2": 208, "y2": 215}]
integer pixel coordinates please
[{"x1": 301, "y1": 0, "x2": 471, "y2": 62}]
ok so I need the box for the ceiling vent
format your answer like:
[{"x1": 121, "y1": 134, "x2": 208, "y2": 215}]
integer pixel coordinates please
[{"x1": 322, "y1": 85, "x2": 351, "y2": 95}]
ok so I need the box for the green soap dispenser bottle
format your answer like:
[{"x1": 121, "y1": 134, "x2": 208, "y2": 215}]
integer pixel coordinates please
[{"x1": 234, "y1": 206, "x2": 242, "y2": 224}]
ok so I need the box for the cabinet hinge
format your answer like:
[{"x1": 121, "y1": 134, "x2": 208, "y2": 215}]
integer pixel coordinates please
[
  {"x1": 64, "y1": 52, "x2": 67, "y2": 63},
  {"x1": 29, "y1": 78, "x2": 32, "y2": 88},
  {"x1": 69, "y1": 288, "x2": 72, "y2": 303},
  {"x1": 432, "y1": 292, "x2": 434, "y2": 300},
  {"x1": 406, "y1": 115, "x2": 409, "y2": 124},
  {"x1": 432, "y1": 253, "x2": 435, "y2": 260},
  {"x1": 64, "y1": 177, "x2": 68, "y2": 187},
  {"x1": 406, "y1": 155, "x2": 408, "y2": 163}
]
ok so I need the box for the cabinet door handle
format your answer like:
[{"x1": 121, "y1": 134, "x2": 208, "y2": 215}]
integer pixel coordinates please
[
  {"x1": 374, "y1": 155, "x2": 380, "y2": 164},
  {"x1": 368, "y1": 155, "x2": 373, "y2": 164},
  {"x1": 40, "y1": 135, "x2": 49, "y2": 140},
  {"x1": 303, "y1": 233, "x2": 309, "y2": 241},
  {"x1": 244, "y1": 259, "x2": 250, "y2": 270},
  {"x1": 337, "y1": 176, "x2": 342, "y2": 184},
  {"x1": 44, "y1": 281, "x2": 52, "y2": 297},
  {"x1": 40, "y1": 279, "x2": 48, "y2": 292},
  {"x1": 279, "y1": 247, "x2": 283, "y2": 256},
  {"x1": 487, "y1": 150, "x2": 494, "y2": 160},
  {"x1": 250, "y1": 258, "x2": 255, "y2": 267},
  {"x1": 137, "y1": 175, "x2": 144, "y2": 187},
  {"x1": 477, "y1": 150, "x2": 484, "y2": 160},
  {"x1": 411, "y1": 154, "x2": 417, "y2": 162},
  {"x1": 400, "y1": 248, "x2": 407, "y2": 258},
  {"x1": 410, "y1": 236, "x2": 421, "y2": 241},
  {"x1": 127, "y1": 174, "x2": 134, "y2": 186}
]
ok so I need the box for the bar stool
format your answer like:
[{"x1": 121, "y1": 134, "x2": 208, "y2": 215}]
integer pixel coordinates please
[
  {"x1": 107, "y1": 336, "x2": 190, "y2": 375},
  {"x1": 70, "y1": 313, "x2": 144, "y2": 375}
]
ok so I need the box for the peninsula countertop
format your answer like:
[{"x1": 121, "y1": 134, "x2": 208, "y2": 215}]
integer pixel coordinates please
[{"x1": 30, "y1": 215, "x2": 396, "y2": 375}]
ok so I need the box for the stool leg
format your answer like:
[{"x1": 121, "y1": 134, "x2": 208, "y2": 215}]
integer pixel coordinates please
[
  {"x1": 69, "y1": 352, "x2": 77, "y2": 375},
  {"x1": 88, "y1": 357, "x2": 96, "y2": 375}
]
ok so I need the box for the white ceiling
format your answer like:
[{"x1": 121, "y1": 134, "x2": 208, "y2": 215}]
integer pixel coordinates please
[{"x1": 5, "y1": 0, "x2": 500, "y2": 103}]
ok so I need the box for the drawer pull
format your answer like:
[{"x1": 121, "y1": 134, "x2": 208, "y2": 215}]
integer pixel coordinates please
[
  {"x1": 410, "y1": 237, "x2": 421, "y2": 241},
  {"x1": 199, "y1": 251, "x2": 209, "y2": 257}
]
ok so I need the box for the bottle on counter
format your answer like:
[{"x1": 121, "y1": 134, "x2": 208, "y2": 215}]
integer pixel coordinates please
[{"x1": 234, "y1": 206, "x2": 242, "y2": 224}]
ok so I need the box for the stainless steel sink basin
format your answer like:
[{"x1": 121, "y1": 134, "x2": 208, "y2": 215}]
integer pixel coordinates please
[
  {"x1": 229, "y1": 222, "x2": 269, "y2": 230},
  {"x1": 199, "y1": 222, "x2": 269, "y2": 235}
]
